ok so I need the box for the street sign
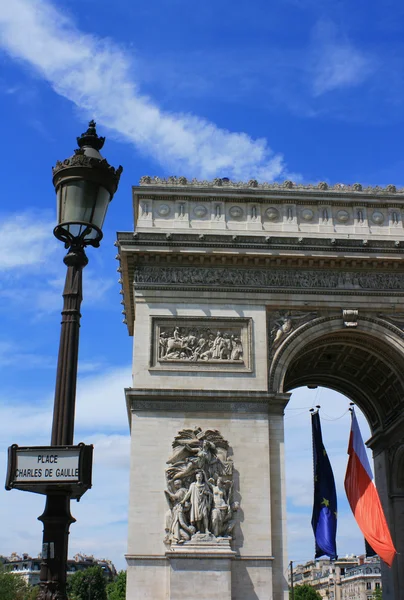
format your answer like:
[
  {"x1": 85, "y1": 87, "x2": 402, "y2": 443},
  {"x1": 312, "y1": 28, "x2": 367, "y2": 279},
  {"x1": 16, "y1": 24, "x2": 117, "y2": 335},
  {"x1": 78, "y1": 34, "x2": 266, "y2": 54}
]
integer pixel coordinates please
[{"x1": 5, "y1": 444, "x2": 93, "y2": 500}]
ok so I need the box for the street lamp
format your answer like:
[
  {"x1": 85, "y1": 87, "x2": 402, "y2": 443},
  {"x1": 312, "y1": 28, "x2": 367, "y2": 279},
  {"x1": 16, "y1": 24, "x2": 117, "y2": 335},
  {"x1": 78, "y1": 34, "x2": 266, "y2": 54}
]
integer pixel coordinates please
[{"x1": 37, "y1": 121, "x2": 122, "y2": 600}]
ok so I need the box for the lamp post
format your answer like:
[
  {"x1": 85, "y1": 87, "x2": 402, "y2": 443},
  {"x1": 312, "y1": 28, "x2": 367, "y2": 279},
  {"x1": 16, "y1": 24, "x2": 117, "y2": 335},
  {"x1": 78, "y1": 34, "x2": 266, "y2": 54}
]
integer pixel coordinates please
[{"x1": 37, "y1": 121, "x2": 122, "y2": 600}]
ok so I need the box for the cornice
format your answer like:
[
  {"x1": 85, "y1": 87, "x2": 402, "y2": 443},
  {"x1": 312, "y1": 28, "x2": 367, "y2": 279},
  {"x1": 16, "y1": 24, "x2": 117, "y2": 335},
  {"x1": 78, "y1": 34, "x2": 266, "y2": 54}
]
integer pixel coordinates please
[
  {"x1": 135, "y1": 177, "x2": 404, "y2": 199},
  {"x1": 125, "y1": 388, "x2": 288, "y2": 424},
  {"x1": 117, "y1": 231, "x2": 404, "y2": 254}
]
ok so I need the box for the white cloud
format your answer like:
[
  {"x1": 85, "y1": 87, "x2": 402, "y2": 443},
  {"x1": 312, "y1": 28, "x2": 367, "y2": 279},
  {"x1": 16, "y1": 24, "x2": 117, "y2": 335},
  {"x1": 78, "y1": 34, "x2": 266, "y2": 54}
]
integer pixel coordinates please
[
  {"x1": 0, "y1": 209, "x2": 114, "y2": 317},
  {"x1": 0, "y1": 211, "x2": 56, "y2": 271},
  {"x1": 310, "y1": 21, "x2": 374, "y2": 96},
  {"x1": 0, "y1": 0, "x2": 289, "y2": 181}
]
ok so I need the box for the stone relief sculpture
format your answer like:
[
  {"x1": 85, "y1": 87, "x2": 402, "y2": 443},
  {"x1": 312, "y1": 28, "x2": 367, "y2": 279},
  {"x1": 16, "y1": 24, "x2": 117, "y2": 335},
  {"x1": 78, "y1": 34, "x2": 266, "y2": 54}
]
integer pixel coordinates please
[
  {"x1": 135, "y1": 265, "x2": 404, "y2": 292},
  {"x1": 269, "y1": 311, "x2": 317, "y2": 351},
  {"x1": 164, "y1": 427, "x2": 238, "y2": 546},
  {"x1": 159, "y1": 326, "x2": 243, "y2": 363}
]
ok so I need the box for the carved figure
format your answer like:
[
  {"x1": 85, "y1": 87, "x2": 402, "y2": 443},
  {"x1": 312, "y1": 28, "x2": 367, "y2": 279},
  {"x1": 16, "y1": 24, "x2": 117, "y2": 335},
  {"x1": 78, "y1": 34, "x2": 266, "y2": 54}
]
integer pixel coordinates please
[
  {"x1": 182, "y1": 471, "x2": 212, "y2": 534},
  {"x1": 270, "y1": 311, "x2": 318, "y2": 351},
  {"x1": 230, "y1": 336, "x2": 243, "y2": 360},
  {"x1": 164, "y1": 427, "x2": 238, "y2": 545},
  {"x1": 164, "y1": 479, "x2": 195, "y2": 544},
  {"x1": 166, "y1": 429, "x2": 229, "y2": 483},
  {"x1": 210, "y1": 477, "x2": 232, "y2": 537}
]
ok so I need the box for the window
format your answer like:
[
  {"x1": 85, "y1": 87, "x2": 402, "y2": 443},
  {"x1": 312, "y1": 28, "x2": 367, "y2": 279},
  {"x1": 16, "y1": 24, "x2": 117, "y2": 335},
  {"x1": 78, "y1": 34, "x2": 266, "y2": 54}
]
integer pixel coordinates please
[
  {"x1": 366, "y1": 582, "x2": 372, "y2": 590},
  {"x1": 375, "y1": 583, "x2": 380, "y2": 590}
]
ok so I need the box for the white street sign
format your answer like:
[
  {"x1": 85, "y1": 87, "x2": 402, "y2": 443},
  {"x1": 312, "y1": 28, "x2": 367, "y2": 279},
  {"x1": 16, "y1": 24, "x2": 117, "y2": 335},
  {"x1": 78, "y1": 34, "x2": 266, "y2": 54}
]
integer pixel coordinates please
[{"x1": 14, "y1": 448, "x2": 80, "y2": 483}]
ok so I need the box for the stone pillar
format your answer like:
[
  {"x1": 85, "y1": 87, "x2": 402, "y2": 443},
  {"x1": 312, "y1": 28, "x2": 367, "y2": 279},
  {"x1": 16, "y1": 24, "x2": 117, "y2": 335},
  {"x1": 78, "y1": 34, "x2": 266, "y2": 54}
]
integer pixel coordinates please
[
  {"x1": 268, "y1": 399, "x2": 290, "y2": 600},
  {"x1": 372, "y1": 438, "x2": 404, "y2": 600},
  {"x1": 167, "y1": 540, "x2": 235, "y2": 600},
  {"x1": 125, "y1": 390, "x2": 287, "y2": 600}
]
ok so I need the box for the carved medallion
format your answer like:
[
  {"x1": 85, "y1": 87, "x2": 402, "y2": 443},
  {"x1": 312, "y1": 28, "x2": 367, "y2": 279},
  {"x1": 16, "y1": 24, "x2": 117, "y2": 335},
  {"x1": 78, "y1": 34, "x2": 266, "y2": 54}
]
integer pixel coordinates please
[
  {"x1": 229, "y1": 206, "x2": 244, "y2": 219},
  {"x1": 265, "y1": 207, "x2": 279, "y2": 221},
  {"x1": 157, "y1": 203, "x2": 171, "y2": 217},
  {"x1": 371, "y1": 211, "x2": 385, "y2": 225},
  {"x1": 336, "y1": 210, "x2": 350, "y2": 223},
  {"x1": 301, "y1": 208, "x2": 314, "y2": 221},
  {"x1": 164, "y1": 427, "x2": 238, "y2": 546},
  {"x1": 193, "y1": 205, "x2": 208, "y2": 218}
]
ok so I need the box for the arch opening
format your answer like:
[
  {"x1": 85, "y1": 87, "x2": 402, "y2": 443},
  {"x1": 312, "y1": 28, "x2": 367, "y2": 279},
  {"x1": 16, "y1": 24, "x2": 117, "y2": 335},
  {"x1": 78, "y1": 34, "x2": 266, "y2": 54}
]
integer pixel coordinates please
[
  {"x1": 284, "y1": 386, "x2": 372, "y2": 566},
  {"x1": 272, "y1": 322, "x2": 404, "y2": 433}
]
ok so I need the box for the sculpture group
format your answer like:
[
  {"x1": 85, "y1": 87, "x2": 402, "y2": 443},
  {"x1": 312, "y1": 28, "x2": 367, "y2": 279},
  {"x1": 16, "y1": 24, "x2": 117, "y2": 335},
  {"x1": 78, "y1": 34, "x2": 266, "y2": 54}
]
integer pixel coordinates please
[
  {"x1": 159, "y1": 326, "x2": 243, "y2": 362},
  {"x1": 164, "y1": 427, "x2": 239, "y2": 545}
]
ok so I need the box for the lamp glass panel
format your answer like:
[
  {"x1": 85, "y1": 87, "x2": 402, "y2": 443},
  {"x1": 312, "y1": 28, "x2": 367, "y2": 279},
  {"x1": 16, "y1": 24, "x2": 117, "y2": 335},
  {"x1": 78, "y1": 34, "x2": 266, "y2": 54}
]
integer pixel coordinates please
[{"x1": 57, "y1": 181, "x2": 111, "y2": 239}]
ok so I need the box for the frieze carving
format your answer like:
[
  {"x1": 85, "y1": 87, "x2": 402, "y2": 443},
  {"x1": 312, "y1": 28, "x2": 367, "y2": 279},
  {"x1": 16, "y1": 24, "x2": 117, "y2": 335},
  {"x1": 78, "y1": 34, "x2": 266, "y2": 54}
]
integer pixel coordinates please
[
  {"x1": 151, "y1": 318, "x2": 251, "y2": 371},
  {"x1": 135, "y1": 266, "x2": 404, "y2": 292},
  {"x1": 159, "y1": 326, "x2": 243, "y2": 363},
  {"x1": 138, "y1": 176, "x2": 404, "y2": 195},
  {"x1": 164, "y1": 427, "x2": 238, "y2": 546},
  {"x1": 269, "y1": 311, "x2": 317, "y2": 356}
]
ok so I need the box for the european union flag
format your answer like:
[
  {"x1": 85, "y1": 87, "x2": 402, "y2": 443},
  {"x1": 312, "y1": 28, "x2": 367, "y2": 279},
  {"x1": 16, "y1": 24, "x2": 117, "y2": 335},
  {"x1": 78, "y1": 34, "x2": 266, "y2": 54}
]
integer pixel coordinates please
[{"x1": 311, "y1": 411, "x2": 337, "y2": 560}]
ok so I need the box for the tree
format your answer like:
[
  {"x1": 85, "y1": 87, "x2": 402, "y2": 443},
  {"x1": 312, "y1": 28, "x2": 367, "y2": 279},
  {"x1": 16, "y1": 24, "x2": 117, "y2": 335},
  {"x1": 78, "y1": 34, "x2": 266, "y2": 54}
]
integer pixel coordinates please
[
  {"x1": 372, "y1": 588, "x2": 383, "y2": 600},
  {"x1": 290, "y1": 584, "x2": 322, "y2": 600},
  {"x1": 106, "y1": 571, "x2": 126, "y2": 600},
  {"x1": 0, "y1": 562, "x2": 30, "y2": 600},
  {"x1": 67, "y1": 566, "x2": 107, "y2": 600}
]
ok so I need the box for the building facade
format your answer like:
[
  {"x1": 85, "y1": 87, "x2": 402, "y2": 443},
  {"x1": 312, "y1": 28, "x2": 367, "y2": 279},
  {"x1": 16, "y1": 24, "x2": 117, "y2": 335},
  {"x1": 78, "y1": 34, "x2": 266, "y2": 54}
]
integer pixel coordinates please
[
  {"x1": 2, "y1": 553, "x2": 116, "y2": 587},
  {"x1": 290, "y1": 556, "x2": 382, "y2": 600}
]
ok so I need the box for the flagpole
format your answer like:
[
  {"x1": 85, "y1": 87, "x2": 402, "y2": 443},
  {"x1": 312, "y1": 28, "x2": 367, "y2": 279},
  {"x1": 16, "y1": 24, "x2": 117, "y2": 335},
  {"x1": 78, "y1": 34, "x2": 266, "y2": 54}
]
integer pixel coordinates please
[{"x1": 289, "y1": 560, "x2": 294, "y2": 600}]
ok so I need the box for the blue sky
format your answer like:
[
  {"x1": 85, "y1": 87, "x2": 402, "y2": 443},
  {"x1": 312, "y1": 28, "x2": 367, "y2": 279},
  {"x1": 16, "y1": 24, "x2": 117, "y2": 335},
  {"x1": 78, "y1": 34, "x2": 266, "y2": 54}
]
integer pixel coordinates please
[{"x1": 0, "y1": 0, "x2": 397, "y2": 571}]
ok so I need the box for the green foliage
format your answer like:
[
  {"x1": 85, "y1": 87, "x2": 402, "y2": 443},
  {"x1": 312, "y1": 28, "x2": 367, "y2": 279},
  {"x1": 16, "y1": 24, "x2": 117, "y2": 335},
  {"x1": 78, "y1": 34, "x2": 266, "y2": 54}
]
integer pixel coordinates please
[
  {"x1": 24, "y1": 587, "x2": 39, "y2": 600},
  {"x1": 106, "y1": 571, "x2": 126, "y2": 600},
  {"x1": 372, "y1": 588, "x2": 383, "y2": 600},
  {"x1": 0, "y1": 566, "x2": 30, "y2": 600},
  {"x1": 67, "y1": 566, "x2": 107, "y2": 600},
  {"x1": 290, "y1": 584, "x2": 322, "y2": 600}
]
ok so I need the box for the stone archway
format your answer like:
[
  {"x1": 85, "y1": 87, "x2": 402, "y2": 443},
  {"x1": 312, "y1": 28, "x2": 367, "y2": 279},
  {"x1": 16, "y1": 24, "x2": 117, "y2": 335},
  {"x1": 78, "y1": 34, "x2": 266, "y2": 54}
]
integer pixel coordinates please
[
  {"x1": 270, "y1": 316, "x2": 404, "y2": 599},
  {"x1": 118, "y1": 178, "x2": 404, "y2": 600}
]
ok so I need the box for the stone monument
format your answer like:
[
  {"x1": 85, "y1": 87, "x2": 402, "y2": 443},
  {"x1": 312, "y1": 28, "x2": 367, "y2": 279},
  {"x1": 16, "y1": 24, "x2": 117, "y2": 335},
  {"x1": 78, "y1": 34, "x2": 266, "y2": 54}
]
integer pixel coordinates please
[{"x1": 118, "y1": 177, "x2": 404, "y2": 600}]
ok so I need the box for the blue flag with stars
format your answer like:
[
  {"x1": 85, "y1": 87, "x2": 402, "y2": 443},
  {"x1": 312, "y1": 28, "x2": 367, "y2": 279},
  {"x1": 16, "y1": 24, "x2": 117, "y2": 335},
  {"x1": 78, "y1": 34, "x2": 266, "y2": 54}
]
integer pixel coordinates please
[{"x1": 311, "y1": 411, "x2": 337, "y2": 560}]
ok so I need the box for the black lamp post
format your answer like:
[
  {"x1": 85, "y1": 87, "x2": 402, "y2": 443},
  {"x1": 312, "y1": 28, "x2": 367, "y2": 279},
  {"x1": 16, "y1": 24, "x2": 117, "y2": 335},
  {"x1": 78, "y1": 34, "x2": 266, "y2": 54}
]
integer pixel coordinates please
[{"x1": 37, "y1": 121, "x2": 122, "y2": 600}]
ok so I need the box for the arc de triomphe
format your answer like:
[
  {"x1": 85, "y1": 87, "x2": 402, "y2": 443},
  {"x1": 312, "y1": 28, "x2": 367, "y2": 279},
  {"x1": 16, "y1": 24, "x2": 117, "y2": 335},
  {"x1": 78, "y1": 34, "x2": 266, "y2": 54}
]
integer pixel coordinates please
[{"x1": 117, "y1": 177, "x2": 404, "y2": 600}]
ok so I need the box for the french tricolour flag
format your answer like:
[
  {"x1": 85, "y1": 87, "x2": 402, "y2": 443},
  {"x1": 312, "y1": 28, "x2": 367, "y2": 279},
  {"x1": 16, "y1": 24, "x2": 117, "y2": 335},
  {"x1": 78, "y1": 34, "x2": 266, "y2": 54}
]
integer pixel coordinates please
[{"x1": 344, "y1": 409, "x2": 396, "y2": 567}]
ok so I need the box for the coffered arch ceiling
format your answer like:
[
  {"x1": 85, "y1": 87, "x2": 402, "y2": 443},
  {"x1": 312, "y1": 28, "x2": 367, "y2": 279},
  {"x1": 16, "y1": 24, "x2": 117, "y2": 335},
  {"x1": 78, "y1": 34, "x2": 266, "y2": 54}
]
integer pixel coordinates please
[{"x1": 277, "y1": 328, "x2": 404, "y2": 432}]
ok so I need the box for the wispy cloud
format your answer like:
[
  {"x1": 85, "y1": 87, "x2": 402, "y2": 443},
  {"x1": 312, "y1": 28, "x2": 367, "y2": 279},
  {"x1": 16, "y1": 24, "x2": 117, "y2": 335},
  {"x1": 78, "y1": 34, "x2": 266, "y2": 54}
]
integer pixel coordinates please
[
  {"x1": 0, "y1": 0, "x2": 290, "y2": 181},
  {"x1": 0, "y1": 211, "x2": 55, "y2": 271},
  {"x1": 0, "y1": 210, "x2": 114, "y2": 316},
  {"x1": 309, "y1": 20, "x2": 375, "y2": 96}
]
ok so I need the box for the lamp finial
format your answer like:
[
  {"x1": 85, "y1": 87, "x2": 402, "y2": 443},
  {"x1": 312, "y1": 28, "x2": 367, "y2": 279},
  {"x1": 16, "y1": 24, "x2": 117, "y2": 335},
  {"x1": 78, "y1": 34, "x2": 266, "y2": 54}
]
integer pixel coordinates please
[{"x1": 77, "y1": 120, "x2": 105, "y2": 151}]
